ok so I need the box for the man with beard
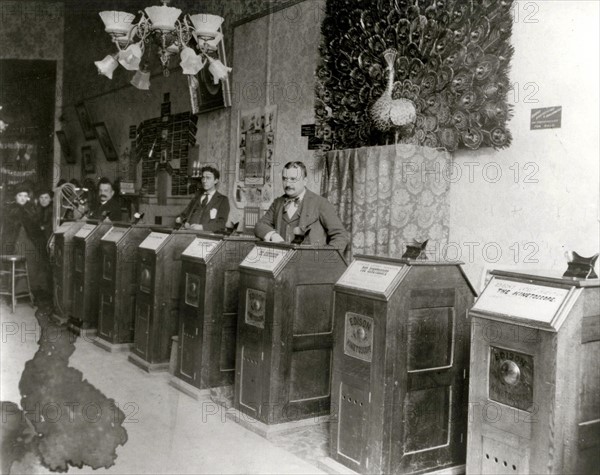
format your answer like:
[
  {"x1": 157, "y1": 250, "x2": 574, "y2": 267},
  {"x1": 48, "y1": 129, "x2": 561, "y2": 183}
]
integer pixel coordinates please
[
  {"x1": 89, "y1": 177, "x2": 122, "y2": 222},
  {"x1": 255, "y1": 161, "x2": 349, "y2": 250}
]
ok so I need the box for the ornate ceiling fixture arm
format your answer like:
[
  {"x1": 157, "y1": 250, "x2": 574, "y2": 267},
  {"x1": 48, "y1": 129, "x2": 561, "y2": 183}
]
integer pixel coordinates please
[{"x1": 94, "y1": 2, "x2": 230, "y2": 88}]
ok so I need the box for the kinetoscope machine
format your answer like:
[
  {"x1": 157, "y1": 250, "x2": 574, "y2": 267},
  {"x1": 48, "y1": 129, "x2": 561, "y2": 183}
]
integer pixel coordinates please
[
  {"x1": 467, "y1": 254, "x2": 599, "y2": 475},
  {"x1": 95, "y1": 223, "x2": 151, "y2": 351},
  {"x1": 171, "y1": 233, "x2": 256, "y2": 396},
  {"x1": 328, "y1": 254, "x2": 475, "y2": 475}
]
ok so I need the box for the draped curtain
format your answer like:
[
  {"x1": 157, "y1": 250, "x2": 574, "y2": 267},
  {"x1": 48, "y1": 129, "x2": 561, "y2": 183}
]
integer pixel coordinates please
[{"x1": 321, "y1": 144, "x2": 450, "y2": 259}]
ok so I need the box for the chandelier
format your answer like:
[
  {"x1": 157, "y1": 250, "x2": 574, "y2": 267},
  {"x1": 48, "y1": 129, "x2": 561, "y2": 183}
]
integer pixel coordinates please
[{"x1": 94, "y1": 0, "x2": 231, "y2": 90}]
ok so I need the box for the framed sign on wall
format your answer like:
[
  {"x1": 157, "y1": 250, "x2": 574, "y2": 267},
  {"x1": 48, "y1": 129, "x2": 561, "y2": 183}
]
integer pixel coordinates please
[
  {"x1": 75, "y1": 102, "x2": 96, "y2": 140},
  {"x1": 56, "y1": 130, "x2": 75, "y2": 164},
  {"x1": 93, "y1": 122, "x2": 118, "y2": 161},
  {"x1": 81, "y1": 145, "x2": 95, "y2": 174}
]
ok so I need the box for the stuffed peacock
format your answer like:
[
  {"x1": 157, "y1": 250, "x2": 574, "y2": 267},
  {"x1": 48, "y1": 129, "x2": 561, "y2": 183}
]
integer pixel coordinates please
[{"x1": 315, "y1": 0, "x2": 515, "y2": 152}]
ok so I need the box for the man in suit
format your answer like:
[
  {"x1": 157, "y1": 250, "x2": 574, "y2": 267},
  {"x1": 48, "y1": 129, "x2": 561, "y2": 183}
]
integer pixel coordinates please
[
  {"x1": 255, "y1": 161, "x2": 349, "y2": 250},
  {"x1": 176, "y1": 166, "x2": 230, "y2": 232},
  {"x1": 89, "y1": 177, "x2": 123, "y2": 222}
]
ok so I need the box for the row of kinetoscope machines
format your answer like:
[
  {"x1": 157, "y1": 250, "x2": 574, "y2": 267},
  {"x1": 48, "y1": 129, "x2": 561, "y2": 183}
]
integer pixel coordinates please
[{"x1": 51, "y1": 219, "x2": 598, "y2": 475}]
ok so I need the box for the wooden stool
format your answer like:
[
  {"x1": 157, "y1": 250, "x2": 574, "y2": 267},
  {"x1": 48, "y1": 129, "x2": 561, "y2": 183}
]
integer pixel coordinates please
[{"x1": 0, "y1": 255, "x2": 34, "y2": 313}]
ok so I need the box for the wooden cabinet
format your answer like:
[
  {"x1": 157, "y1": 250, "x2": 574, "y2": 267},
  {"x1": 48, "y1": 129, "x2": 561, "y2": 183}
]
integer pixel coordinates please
[
  {"x1": 467, "y1": 270, "x2": 600, "y2": 475},
  {"x1": 70, "y1": 220, "x2": 112, "y2": 331},
  {"x1": 175, "y1": 234, "x2": 256, "y2": 390},
  {"x1": 330, "y1": 255, "x2": 476, "y2": 474},
  {"x1": 52, "y1": 220, "x2": 85, "y2": 319},
  {"x1": 234, "y1": 243, "x2": 347, "y2": 425},
  {"x1": 129, "y1": 228, "x2": 202, "y2": 372},
  {"x1": 97, "y1": 224, "x2": 151, "y2": 348}
]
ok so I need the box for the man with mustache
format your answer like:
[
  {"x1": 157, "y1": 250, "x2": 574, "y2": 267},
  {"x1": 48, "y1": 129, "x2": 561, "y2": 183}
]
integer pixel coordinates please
[
  {"x1": 89, "y1": 177, "x2": 123, "y2": 222},
  {"x1": 255, "y1": 161, "x2": 349, "y2": 250}
]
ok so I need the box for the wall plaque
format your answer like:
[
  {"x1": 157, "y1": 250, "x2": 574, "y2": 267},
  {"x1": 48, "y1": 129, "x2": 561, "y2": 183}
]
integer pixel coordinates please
[
  {"x1": 301, "y1": 124, "x2": 316, "y2": 136},
  {"x1": 473, "y1": 277, "x2": 569, "y2": 323},
  {"x1": 344, "y1": 312, "x2": 373, "y2": 362},
  {"x1": 530, "y1": 106, "x2": 562, "y2": 130}
]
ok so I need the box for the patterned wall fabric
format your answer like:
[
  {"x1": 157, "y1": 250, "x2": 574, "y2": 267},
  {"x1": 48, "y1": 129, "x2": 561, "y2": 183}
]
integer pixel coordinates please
[
  {"x1": 0, "y1": 1, "x2": 64, "y2": 60},
  {"x1": 321, "y1": 144, "x2": 450, "y2": 259}
]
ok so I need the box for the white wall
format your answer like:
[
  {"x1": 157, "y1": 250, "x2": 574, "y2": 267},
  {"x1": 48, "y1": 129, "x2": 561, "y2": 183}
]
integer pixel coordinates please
[
  {"x1": 449, "y1": 1, "x2": 600, "y2": 290},
  {"x1": 227, "y1": 0, "x2": 325, "y2": 225}
]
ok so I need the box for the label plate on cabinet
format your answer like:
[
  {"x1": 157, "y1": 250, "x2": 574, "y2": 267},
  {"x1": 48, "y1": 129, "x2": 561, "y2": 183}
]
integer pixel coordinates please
[
  {"x1": 337, "y1": 259, "x2": 404, "y2": 296},
  {"x1": 344, "y1": 312, "x2": 373, "y2": 362},
  {"x1": 240, "y1": 246, "x2": 291, "y2": 273},
  {"x1": 489, "y1": 346, "x2": 534, "y2": 412},
  {"x1": 101, "y1": 226, "x2": 128, "y2": 243},
  {"x1": 139, "y1": 232, "x2": 169, "y2": 251},
  {"x1": 473, "y1": 277, "x2": 569, "y2": 324},
  {"x1": 75, "y1": 223, "x2": 96, "y2": 238},
  {"x1": 182, "y1": 237, "x2": 220, "y2": 260}
]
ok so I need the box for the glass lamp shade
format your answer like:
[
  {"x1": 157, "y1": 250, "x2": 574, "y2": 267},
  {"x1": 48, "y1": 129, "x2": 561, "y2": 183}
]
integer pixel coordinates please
[
  {"x1": 194, "y1": 32, "x2": 223, "y2": 52},
  {"x1": 180, "y1": 47, "x2": 205, "y2": 75},
  {"x1": 189, "y1": 14, "x2": 223, "y2": 37},
  {"x1": 94, "y1": 55, "x2": 119, "y2": 79},
  {"x1": 115, "y1": 25, "x2": 138, "y2": 46},
  {"x1": 207, "y1": 57, "x2": 231, "y2": 84},
  {"x1": 118, "y1": 42, "x2": 143, "y2": 71},
  {"x1": 99, "y1": 11, "x2": 135, "y2": 35},
  {"x1": 131, "y1": 70, "x2": 151, "y2": 90},
  {"x1": 144, "y1": 5, "x2": 182, "y2": 31}
]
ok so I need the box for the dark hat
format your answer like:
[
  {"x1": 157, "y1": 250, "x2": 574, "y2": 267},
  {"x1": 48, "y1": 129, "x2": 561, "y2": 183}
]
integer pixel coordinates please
[
  {"x1": 37, "y1": 187, "x2": 53, "y2": 197},
  {"x1": 13, "y1": 182, "x2": 31, "y2": 196}
]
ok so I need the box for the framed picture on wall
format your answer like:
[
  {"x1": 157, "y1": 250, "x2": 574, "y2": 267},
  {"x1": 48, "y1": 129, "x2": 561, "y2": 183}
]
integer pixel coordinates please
[
  {"x1": 55, "y1": 130, "x2": 75, "y2": 164},
  {"x1": 75, "y1": 102, "x2": 96, "y2": 140},
  {"x1": 195, "y1": 33, "x2": 232, "y2": 113},
  {"x1": 81, "y1": 145, "x2": 95, "y2": 174},
  {"x1": 93, "y1": 122, "x2": 118, "y2": 161}
]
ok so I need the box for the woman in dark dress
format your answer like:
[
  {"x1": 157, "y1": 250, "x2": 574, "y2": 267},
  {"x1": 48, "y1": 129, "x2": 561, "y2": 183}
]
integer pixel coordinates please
[
  {"x1": 1, "y1": 184, "x2": 52, "y2": 307},
  {"x1": 37, "y1": 188, "x2": 54, "y2": 243}
]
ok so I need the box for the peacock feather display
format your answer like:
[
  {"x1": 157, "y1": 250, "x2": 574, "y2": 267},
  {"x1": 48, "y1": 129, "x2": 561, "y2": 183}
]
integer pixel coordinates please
[{"x1": 315, "y1": 0, "x2": 515, "y2": 152}]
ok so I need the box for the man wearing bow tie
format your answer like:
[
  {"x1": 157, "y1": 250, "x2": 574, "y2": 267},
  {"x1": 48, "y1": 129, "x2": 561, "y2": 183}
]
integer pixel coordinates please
[
  {"x1": 255, "y1": 161, "x2": 349, "y2": 250},
  {"x1": 176, "y1": 166, "x2": 230, "y2": 232}
]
